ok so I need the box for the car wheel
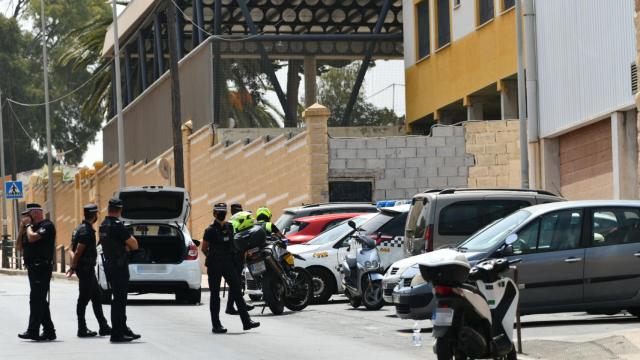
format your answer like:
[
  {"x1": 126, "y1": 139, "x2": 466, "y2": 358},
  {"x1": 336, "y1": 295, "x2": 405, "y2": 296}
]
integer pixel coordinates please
[
  {"x1": 627, "y1": 308, "x2": 640, "y2": 317},
  {"x1": 309, "y1": 268, "x2": 336, "y2": 304},
  {"x1": 249, "y1": 294, "x2": 262, "y2": 302},
  {"x1": 99, "y1": 288, "x2": 112, "y2": 305}
]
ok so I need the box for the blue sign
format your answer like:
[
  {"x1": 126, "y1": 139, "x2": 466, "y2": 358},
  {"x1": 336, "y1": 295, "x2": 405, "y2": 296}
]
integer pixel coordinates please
[{"x1": 5, "y1": 180, "x2": 23, "y2": 199}]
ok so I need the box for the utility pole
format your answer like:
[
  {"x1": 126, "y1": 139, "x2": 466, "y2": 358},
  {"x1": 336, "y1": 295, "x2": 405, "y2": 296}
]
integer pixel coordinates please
[
  {"x1": 0, "y1": 90, "x2": 8, "y2": 268},
  {"x1": 166, "y1": 1, "x2": 185, "y2": 188},
  {"x1": 515, "y1": 0, "x2": 529, "y2": 189},
  {"x1": 40, "y1": 0, "x2": 55, "y2": 223},
  {"x1": 111, "y1": 0, "x2": 126, "y2": 189}
]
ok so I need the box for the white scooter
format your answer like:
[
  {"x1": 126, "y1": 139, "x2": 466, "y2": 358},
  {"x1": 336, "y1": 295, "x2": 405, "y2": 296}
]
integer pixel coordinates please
[
  {"x1": 418, "y1": 236, "x2": 521, "y2": 360},
  {"x1": 339, "y1": 220, "x2": 385, "y2": 310}
]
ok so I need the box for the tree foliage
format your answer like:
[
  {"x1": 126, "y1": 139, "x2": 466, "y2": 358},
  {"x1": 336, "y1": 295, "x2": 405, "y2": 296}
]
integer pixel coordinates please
[{"x1": 317, "y1": 62, "x2": 403, "y2": 127}]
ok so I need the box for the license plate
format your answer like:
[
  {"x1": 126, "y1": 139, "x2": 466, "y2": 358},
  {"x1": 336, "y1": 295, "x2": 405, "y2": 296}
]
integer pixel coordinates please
[
  {"x1": 433, "y1": 308, "x2": 454, "y2": 326},
  {"x1": 136, "y1": 265, "x2": 168, "y2": 274},
  {"x1": 284, "y1": 253, "x2": 294, "y2": 266},
  {"x1": 249, "y1": 261, "x2": 266, "y2": 275}
]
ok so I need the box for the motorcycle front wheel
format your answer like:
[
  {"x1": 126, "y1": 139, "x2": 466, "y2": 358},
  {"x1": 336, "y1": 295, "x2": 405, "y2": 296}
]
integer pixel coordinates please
[
  {"x1": 262, "y1": 274, "x2": 285, "y2": 315},
  {"x1": 362, "y1": 279, "x2": 384, "y2": 310},
  {"x1": 284, "y1": 267, "x2": 313, "y2": 311}
]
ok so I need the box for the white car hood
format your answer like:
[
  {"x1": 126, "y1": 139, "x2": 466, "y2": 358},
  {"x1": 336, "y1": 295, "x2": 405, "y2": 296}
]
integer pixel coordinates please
[{"x1": 385, "y1": 253, "x2": 437, "y2": 280}]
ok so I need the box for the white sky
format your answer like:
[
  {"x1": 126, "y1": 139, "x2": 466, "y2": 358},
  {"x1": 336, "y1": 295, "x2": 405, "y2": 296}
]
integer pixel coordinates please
[{"x1": 0, "y1": 1, "x2": 406, "y2": 168}]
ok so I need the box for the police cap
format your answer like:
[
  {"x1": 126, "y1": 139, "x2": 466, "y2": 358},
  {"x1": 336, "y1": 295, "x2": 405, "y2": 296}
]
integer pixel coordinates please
[
  {"x1": 21, "y1": 203, "x2": 42, "y2": 215},
  {"x1": 213, "y1": 202, "x2": 227, "y2": 212},
  {"x1": 83, "y1": 204, "x2": 99, "y2": 215},
  {"x1": 108, "y1": 198, "x2": 123, "y2": 208}
]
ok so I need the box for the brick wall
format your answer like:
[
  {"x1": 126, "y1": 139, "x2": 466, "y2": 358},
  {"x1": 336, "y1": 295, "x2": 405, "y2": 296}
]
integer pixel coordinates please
[
  {"x1": 559, "y1": 119, "x2": 613, "y2": 200},
  {"x1": 465, "y1": 120, "x2": 521, "y2": 188},
  {"x1": 328, "y1": 126, "x2": 473, "y2": 200}
]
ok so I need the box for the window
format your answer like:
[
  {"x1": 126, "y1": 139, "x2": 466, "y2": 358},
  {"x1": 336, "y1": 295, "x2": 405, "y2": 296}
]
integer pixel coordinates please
[
  {"x1": 591, "y1": 208, "x2": 640, "y2": 246},
  {"x1": 478, "y1": 0, "x2": 495, "y2": 26},
  {"x1": 436, "y1": 0, "x2": 451, "y2": 48},
  {"x1": 416, "y1": 1, "x2": 430, "y2": 59},
  {"x1": 458, "y1": 210, "x2": 531, "y2": 253},
  {"x1": 328, "y1": 181, "x2": 372, "y2": 202},
  {"x1": 512, "y1": 210, "x2": 583, "y2": 253},
  {"x1": 502, "y1": 0, "x2": 515, "y2": 11},
  {"x1": 379, "y1": 213, "x2": 409, "y2": 237},
  {"x1": 512, "y1": 220, "x2": 539, "y2": 254},
  {"x1": 438, "y1": 200, "x2": 531, "y2": 236}
]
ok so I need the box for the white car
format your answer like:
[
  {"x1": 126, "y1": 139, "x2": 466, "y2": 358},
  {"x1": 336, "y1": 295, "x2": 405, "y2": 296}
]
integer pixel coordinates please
[
  {"x1": 287, "y1": 204, "x2": 410, "y2": 303},
  {"x1": 97, "y1": 186, "x2": 202, "y2": 304},
  {"x1": 382, "y1": 253, "x2": 430, "y2": 304}
]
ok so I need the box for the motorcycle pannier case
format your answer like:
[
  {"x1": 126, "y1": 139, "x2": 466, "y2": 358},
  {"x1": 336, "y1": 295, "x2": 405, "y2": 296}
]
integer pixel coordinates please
[
  {"x1": 233, "y1": 225, "x2": 267, "y2": 252},
  {"x1": 418, "y1": 249, "x2": 470, "y2": 286}
]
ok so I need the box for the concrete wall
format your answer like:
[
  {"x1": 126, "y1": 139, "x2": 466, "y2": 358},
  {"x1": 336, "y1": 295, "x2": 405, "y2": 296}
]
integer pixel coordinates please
[
  {"x1": 328, "y1": 126, "x2": 473, "y2": 200},
  {"x1": 465, "y1": 120, "x2": 521, "y2": 188}
]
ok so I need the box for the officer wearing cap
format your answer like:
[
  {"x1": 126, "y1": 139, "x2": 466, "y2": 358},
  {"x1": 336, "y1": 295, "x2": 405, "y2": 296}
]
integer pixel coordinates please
[
  {"x1": 18, "y1": 203, "x2": 57, "y2": 341},
  {"x1": 225, "y1": 203, "x2": 254, "y2": 315},
  {"x1": 67, "y1": 204, "x2": 111, "y2": 338},
  {"x1": 201, "y1": 203, "x2": 259, "y2": 333},
  {"x1": 99, "y1": 198, "x2": 141, "y2": 343}
]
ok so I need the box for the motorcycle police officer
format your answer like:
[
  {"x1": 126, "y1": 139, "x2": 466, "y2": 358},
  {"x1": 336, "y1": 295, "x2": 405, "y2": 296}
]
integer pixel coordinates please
[
  {"x1": 201, "y1": 203, "x2": 259, "y2": 334},
  {"x1": 67, "y1": 204, "x2": 111, "y2": 337},
  {"x1": 99, "y1": 198, "x2": 141, "y2": 343},
  {"x1": 255, "y1": 207, "x2": 283, "y2": 238},
  {"x1": 226, "y1": 203, "x2": 254, "y2": 315},
  {"x1": 18, "y1": 203, "x2": 57, "y2": 341}
]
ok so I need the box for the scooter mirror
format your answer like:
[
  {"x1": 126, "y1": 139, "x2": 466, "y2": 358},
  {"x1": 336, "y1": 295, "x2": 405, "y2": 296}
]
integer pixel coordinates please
[
  {"x1": 505, "y1": 233, "x2": 518, "y2": 245},
  {"x1": 348, "y1": 220, "x2": 357, "y2": 230}
]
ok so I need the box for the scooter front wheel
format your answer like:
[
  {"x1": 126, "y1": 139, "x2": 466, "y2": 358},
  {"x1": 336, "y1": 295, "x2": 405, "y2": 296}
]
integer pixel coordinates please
[{"x1": 362, "y1": 280, "x2": 384, "y2": 310}]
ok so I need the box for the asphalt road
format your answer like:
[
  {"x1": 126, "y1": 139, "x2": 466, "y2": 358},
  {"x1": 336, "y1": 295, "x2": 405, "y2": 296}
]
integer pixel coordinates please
[{"x1": 1, "y1": 274, "x2": 639, "y2": 360}]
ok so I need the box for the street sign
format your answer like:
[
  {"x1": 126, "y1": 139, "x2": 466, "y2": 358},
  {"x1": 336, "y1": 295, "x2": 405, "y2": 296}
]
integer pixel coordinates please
[{"x1": 5, "y1": 181, "x2": 23, "y2": 200}]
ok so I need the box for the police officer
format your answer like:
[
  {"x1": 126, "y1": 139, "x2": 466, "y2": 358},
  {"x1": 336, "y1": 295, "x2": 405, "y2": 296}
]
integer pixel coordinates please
[
  {"x1": 255, "y1": 207, "x2": 283, "y2": 238},
  {"x1": 67, "y1": 204, "x2": 111, "y2": 338},
  {"x1": 100, "y1": 198, "x2": 141, "y2": 343},
  {"x1": 201, "y1": 203, "x2": 259, "y2": 333},
  {"x1": 225, "y1": 203, "x2": 254, "y2": 315},
  {"x1": 18, "y1": 203, "x2": 56, "y2": 341}
]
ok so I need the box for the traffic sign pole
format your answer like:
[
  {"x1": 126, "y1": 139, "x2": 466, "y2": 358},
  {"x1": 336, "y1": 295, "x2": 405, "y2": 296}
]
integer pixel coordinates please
[{"x1": 0, "y1": 89, "x2": 9, "y2": 268}]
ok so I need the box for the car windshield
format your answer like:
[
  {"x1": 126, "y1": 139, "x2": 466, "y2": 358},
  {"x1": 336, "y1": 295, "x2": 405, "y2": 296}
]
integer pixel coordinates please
[
  {"x1": 458, "y1": 210, "x2": 531, "y2": 253},
  {"x1": 306, "y1": 215, "x2": 372, "y2": 245},
  {"x1": 275, "y1": 212, "x2": 297, "y2": 234}
]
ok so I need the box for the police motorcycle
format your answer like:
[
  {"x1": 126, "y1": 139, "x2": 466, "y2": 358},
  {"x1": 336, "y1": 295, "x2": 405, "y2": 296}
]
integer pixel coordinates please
[
  {"x1": 340, "y1": 220, "x2": 385, "y2": 310},
  {"x1": 418, "y1": 238, "x2": 521, "y2": 360},
  {"x1": 234, "y1": 216, "x2": 313, "y2": 315}
]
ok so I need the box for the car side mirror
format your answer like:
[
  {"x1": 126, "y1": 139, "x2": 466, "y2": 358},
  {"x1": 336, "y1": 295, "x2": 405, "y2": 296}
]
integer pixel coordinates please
[
  {"x1": 505, "y1": 233, "x2": 518, "y2": 245},
  {"x1": 192, "y1": 239, "x2": 201, "y2": 247},
  {"x1": 348, "y1": 220, "x2": 356, "y2": 230}
]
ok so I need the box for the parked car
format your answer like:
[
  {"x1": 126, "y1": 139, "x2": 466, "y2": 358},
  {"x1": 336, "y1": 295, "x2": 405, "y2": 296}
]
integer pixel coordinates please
[
  {"x1": 394, "y1": 200, "x2": 640, "y2": 319},
  {"x1": 97, "y1": 186, "x2": 202, "y2": 304},
  {"x1": 285, "y1": 213, "x2": 365, "y2": 245},
  {"x1": 275, "y1": 203, "x2": 378, "y2": 235},
  {"x1": 383, "y1": 188, "x2": 563, "y2": 306}
]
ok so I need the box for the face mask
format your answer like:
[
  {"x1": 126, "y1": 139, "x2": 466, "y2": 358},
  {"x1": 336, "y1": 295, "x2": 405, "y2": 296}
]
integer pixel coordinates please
[{"x1": 215, "y1": 211, "x2": 227, "y2": 221}]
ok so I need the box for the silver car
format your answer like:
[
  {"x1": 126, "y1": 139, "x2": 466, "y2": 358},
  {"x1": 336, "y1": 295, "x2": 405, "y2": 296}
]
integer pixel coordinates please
[{"x1": 394, "y1": 200, "x2": 640, "y2": 319}]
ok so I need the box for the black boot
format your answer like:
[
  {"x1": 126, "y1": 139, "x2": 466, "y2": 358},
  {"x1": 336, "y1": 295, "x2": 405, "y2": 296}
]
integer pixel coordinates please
[
  {"x1": 243, "y1": 320, "x2": 260, "y2": 331},
  {"x1": 212, "y1": 323, "x2": 227, "y2": 334},
  {"x1": 17, "y1": 331, "x2": 41, "y2": 341},
  {"x1": 99, "y1": 324, "x2": 112, "y2": 336},
  {"x1": 77, "y1": 328, "x2": 97, "y2": 338},
  {"x1": 39, "y1": 330, "x2": 56, "y2": 341},
  {"x1": 125, "y1": 327, "x2": 141, "y2": 340}
]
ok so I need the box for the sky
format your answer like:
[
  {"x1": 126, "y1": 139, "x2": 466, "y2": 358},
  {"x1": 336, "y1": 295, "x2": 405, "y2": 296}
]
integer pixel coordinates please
[{"x1": 0, "y1": 0, "x2": 406, "y2": 168}]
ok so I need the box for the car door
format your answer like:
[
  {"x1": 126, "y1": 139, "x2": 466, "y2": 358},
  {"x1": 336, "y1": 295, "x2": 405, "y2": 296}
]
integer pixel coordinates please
[
  {"x1": 375, "y1": 212, "x2": 408, "y2": 269},
  {"x1": 511, "y1": 208, "x2": 586, "y2": 310},
  {"x1": 583, "y1": 207, "x2": 640, "y2": 303}
]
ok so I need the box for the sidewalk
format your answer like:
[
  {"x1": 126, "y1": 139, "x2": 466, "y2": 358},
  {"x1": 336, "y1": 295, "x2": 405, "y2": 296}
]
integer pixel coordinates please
[{"x1": 520, "y1": 329, "x2": 640, "y2": 360}]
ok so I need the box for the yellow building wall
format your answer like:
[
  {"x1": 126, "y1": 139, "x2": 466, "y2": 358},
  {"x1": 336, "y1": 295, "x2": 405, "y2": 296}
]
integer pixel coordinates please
[{"x1": 406, "y1": 9, "x2": 518, "y2": 125}]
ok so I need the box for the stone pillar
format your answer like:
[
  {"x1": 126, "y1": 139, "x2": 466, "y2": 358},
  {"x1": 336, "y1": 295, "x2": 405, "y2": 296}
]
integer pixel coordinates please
[
  {"x1": 181, "y1": 120, "x2": 194, "y2": 231},
  {"x1": 498, "y1": 79, "x2": 518, "y2": 120},
  {"x1": 304, "y1": 56, "x2": 317, "y2": 108},
  {"x1": 611, "y1": 111, "x2": 638, "y2": 199},
  {"x1": 302, "y1": 103, "x2": 330, "y2": 204},
  {"x1": 465, "y1": 96, "x2": 484, "y2": 121},
  {"x1": 540, "y1": 138, "x2": 561, "y2": 195}
]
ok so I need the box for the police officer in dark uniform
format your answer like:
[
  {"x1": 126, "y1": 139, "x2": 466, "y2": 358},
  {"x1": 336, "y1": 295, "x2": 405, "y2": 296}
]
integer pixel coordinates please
[
  {"x1": 67, "y1": 204, "x2": 111, "y2": 338},
  {"x1": 18, "y1": 203, "x2": 57, "y2": 341},
  {"x1": 99, "y1": 198, "x2": 141, "y2": 343},
  {"x1": 225, "y1": 203, "x2": 254, "y2": 315},
  {"x1": 201, "y1": 203, "x2": 259, "y2": 334}
]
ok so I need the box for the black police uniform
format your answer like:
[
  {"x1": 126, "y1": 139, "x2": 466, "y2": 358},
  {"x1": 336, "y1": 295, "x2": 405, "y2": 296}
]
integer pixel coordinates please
[
  {"x1": 204, "y1": 220, "x2": 252, "y2": 328},
  {"x1": 225, "y1": 204, "x2": 245, "y2": 313},
  {"x1": 99, "y1": 215, "x2": 132, "y2": 339},
  {"x1": 71, "y1": 218, "x2": 109, "y2": 333},
  {"x1": 23, "y1": 217, "x2": 56, "y2": 338}
]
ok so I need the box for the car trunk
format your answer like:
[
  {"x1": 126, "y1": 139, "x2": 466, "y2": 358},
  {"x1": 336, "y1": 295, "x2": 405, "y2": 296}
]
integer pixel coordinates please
[{"x1": 127, "y1": 224, "x2": 185, "y2": 264}]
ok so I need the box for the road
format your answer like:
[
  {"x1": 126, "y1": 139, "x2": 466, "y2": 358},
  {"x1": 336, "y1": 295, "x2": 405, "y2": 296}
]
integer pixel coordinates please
[{"x1": 1, "y1": 274, "x2": 639, "y2": 360}]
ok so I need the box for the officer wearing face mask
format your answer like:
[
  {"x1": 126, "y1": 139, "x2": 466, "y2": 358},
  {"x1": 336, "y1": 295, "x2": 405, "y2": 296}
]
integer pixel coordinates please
[
  {"x1": 201, "y1": 203, "x2": 259, "y2": 334},
  {"x1": 226, "y1": 203, "x2": 254, "y2": 315}
]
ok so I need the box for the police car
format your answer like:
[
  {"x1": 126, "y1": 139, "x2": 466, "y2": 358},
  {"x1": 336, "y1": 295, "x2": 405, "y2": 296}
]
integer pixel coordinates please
[
  {"x1": 96, "y1": 186, "x2": 202, "y2": 304},
  {"x1": 281, "y1": 203, "x2": 410, "y2": 303}
]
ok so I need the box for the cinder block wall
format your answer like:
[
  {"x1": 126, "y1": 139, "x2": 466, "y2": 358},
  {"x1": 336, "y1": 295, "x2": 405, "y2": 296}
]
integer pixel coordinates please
[
  {"x1": 329, "y1": 126, "x2": 473, "y2": 200},
  {"x1": 464, "y1": 120, "x2": 521, "y2": 188}
]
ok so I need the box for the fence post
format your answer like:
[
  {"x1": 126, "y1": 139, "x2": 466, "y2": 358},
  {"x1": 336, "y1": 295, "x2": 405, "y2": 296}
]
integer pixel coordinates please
[{"x1": 302, "y1": 103, "x2": 330, "y2": 204}]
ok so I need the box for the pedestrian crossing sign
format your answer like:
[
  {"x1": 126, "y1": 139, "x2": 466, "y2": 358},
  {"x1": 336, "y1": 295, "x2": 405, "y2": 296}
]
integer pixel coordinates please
[{"x1": 5, "y1": 180, "x2": 23, "y2": 199}]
